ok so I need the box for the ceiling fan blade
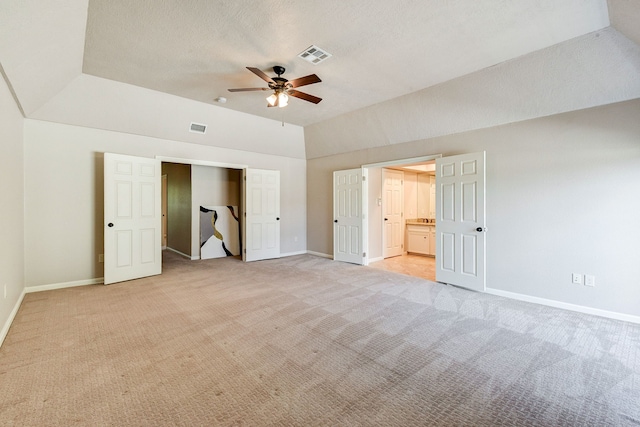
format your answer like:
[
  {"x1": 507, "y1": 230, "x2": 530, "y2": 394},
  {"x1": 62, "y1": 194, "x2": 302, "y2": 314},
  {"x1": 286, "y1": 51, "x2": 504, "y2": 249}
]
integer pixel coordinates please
[
  {"x1": 247, "y1": 67, "x2": 275, "y2": 84},
  {"x1": 288, "y1": 89, "x2": 322, "y2": 104},
  {"x1": 228, "y1": 87, "x2": 269, "y2": 92},
  {"x1": 287, "y1": 74, "x2": 322, "y2": 88}
]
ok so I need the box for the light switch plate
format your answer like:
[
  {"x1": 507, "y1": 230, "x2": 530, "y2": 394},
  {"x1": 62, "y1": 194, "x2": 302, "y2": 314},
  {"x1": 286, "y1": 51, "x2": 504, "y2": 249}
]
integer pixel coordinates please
[{"x1": 584, "y1": 275, "x2": 595, "y2": 287}]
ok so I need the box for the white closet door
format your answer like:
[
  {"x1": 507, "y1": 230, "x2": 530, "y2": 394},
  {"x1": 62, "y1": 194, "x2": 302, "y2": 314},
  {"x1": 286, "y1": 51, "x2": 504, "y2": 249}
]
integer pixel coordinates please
[
  {"x1": 333, "y1": 168, "x2": 367, "y2": 265},
  {"x1": 436, "y1": 152, "x2": 486, "y2": 292},
  {"x1": 243, "y1": 168, "x2": 280, "y2": 262},
  {"x1": 104, "y1": 153, "x2": 161, "y2": 285}
]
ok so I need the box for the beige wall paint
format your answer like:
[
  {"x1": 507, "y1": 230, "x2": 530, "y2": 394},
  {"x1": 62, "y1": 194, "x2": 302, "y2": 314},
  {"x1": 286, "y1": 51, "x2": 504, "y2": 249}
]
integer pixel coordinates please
[
  {"x1": 163, "y1": 163, "x2": 192, "y2": 257},
  {"x1": 0, "y1": 70, "x2": 25, "y2": 340},
  {"x1": 31, "y1": 74, "x2": 307, "y2": 159},
  {"x1": 191, "y1": 166, "x2": 242, "y2": 258},
  {"x1": 304, "y1": 28, "x2": 640, "y2": 159},
  {"x1": 23, "y1": 119, "x2": 306, "y2": 287},
  {"x1": 308, "y1": 99, "x2": 640, "y2": 317}
]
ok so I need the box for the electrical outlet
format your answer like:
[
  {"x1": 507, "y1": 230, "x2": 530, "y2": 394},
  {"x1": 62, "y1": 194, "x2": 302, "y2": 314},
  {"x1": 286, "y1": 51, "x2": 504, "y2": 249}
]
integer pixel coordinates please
[
  {"x1": 572, "y1": 273, "x2": 582, "y2": 285},
  {"x1": 99, "y1": 254, "x2": 104, "y2": 263},
  {"x1": 584, "y1": 275, "x2": 595, "y2": 287},
  {"x1": 294, "y1": 236, "x2": 298, "y2": 242}
]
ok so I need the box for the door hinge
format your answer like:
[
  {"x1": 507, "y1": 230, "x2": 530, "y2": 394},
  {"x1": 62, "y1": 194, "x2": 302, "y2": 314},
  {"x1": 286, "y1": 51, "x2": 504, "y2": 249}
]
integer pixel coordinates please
[
  {"x1": 362, "y1": 176, "x2": 366, "y2": 181},
  {"x1": 363, "y1": 252, "x2": 366, "y2": 257},
  {"x1": 243, "y1": 176, "x2": 246, "y2": 181}
]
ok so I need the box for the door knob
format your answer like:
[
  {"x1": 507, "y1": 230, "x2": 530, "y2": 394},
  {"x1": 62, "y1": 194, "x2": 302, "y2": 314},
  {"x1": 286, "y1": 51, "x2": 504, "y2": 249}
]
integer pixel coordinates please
[
  {"x1": 108, "y1": 223, "x2": 114, "y2": 228},
  {"x1": 334, "y1": 220, "x2": 338, "y2": 223},
  {"x1": 384, "y1": 218, "x2": 388, "y2": 221},
  {"x1": 276, "y1": 217, "x2": 280, "y2": 221},
  {"x1": 476, "y1": 227, "x2": 485, "y2": 232}
]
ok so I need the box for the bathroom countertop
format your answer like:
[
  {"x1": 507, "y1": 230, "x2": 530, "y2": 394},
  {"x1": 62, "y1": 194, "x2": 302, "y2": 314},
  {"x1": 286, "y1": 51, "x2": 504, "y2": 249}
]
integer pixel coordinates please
[{"x1": 406, "y1": 220, "x2": 435, "y2": 225}]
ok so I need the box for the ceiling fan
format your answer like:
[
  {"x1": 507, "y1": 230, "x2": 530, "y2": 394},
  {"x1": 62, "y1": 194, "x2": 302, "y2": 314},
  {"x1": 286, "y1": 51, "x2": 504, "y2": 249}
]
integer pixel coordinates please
[{"x1": 228, "y1": 66, "x2": 322, "y2": 108}]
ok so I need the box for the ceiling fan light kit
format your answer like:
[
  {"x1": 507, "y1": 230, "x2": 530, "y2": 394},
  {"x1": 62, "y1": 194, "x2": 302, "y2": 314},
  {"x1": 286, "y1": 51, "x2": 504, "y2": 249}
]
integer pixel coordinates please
[
  {"x1": 228, "y1": 65, "x2": 322, "y2": 108},
  {"x1": 266, "y1": 92, "x2": 289, "y2": 108}
]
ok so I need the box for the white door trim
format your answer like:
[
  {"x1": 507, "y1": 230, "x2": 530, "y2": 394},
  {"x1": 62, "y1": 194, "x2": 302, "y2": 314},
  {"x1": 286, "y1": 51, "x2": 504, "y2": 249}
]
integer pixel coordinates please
[
  {"x1": 362, "y1": 154, "x2": 442, "y2": 169},
  {"x1": 155, "y1": 156, "x2": 247, "y2": 170}
]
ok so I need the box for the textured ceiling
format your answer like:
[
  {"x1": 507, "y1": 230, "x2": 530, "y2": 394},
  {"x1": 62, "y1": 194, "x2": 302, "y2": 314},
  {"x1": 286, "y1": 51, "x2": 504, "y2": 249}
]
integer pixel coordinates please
[{"x1": 82, "y1": 0, "x2": 611, "y2": 127}]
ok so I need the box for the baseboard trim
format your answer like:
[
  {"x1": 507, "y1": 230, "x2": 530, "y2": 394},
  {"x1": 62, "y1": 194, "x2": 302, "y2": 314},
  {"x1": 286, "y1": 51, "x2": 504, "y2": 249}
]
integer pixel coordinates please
[
  {"x1": 165, "y1": 247, "x2": 194, "y2": 259},
  {"x1": 280, "y1": 250, "x2": 308, "y2": 257},
  {"x1": 0, "y1": 288, "x2": 26, "y2": 348},
  {"x1": 368, "y1": 256, "x2": 384, "y2": 263},
  {"x1": 306, "y1": 251, "x2": 333, "y2": 259},
  {"x1": 26, "y1": 278, "x2": 104, "y2": 293},
  {"x1": 486, "y1": 288, "x2": 640, "y2": 325}
]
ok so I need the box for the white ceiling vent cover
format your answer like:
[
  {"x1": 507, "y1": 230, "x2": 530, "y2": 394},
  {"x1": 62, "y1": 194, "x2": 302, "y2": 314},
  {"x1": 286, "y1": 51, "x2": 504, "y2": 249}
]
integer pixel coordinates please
[
  {"x1": 298, "y1": 45, "x2": 332, "y2": 65},
  {"x1": 189, "y1": 122, "x2": 207, "y2": 134}
]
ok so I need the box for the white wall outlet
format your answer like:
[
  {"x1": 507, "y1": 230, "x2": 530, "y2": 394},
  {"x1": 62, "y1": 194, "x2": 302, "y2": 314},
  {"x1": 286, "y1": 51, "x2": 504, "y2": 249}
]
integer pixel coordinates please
[
  {"x1": 294, "y1": 236, "x2": 298, "y2": 242},
  {"x1": 584, "y1": 275, "x2": 595, "y2": 287},
  {"x1": 572, "y1": 273, "x2": 582, "y2": 284},
  {"x1": 99, "y1": 254, "x2": 104, "y2": 263}
]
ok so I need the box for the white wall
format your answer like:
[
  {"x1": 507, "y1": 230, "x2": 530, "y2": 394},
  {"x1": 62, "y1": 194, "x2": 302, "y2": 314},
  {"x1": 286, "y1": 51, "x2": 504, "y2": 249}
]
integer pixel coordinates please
[
  {"x1": 304, "y1": 28, "x2": 640, "y2": 159},
  {"x1": 23, "y1": 119, "x2": 306, "y2": 287},
  {"x1": 308, "y1": 99, "x2": 640, "y2": 318},
  {"x1": 0, "y1": 71, "x2": 25, "y2": 342},
  {"x1": 31, "y1": 74, "x2": 307, "y2": 160}
]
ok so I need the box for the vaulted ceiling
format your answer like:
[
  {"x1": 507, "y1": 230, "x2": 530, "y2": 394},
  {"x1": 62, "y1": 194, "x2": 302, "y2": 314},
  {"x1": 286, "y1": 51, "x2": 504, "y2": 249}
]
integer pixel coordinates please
[{"x1": 1, "y1": 1, "x2": 639, "y2": 157}]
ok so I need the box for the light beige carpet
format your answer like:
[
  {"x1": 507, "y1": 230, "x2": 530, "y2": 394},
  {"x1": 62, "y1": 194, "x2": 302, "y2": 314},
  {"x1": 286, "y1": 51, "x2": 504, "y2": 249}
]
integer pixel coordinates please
[{"x1": 1, "y1": 252, "x2": 639, "y2": 426}]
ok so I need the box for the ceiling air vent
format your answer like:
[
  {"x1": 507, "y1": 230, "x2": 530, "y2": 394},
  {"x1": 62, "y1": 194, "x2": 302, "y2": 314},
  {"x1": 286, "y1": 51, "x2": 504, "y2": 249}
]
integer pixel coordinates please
[
  {"x1": 298, "y1": 45, "x2": 332, "y2": 65},
  {"x1": 189, "y1": 122, "x2": 207, "y2": 134}
]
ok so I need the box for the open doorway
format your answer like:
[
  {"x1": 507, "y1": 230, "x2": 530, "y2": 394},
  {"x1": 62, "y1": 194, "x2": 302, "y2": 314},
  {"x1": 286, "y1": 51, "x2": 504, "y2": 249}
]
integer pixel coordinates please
[
  {"x1": 161, "y1": 161, "x2": 242, "y2": 262},
  {"x1": 364, "y1": 156, "x2": 440, "y2": 282},
  {"x1": 333, "y1": 152, "x2": 486, "y2": 291}
]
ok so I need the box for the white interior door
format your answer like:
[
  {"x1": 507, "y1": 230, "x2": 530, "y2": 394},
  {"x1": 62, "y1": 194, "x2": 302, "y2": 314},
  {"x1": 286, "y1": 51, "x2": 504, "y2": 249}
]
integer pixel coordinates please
[
  {"x1": 104, "y1": 153, "x2": 161, "y2": 285},
  {"x1": 333, "y1": 168, "x2": 367, "y2": 265},
  {"x1": 383, "y1": 169, "x2": 404, "y2": 258},
  {"x1": 243, "y1": 168, "x2": 280, "y2": 262},
  {"x1": 435, "y1": 151, "x2": 486, "y2": 291}
]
